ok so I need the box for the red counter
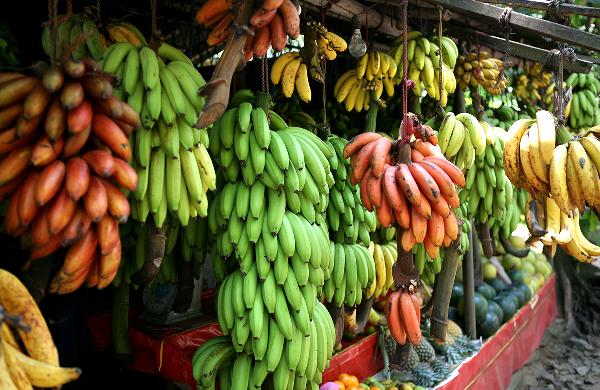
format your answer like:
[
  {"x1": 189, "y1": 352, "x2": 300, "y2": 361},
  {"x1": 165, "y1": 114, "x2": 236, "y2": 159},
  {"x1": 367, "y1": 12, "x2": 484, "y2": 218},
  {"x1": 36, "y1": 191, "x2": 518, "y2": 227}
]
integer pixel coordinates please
[{"x1": 88, "y1": 275, "x2": 556, "y2": 389}]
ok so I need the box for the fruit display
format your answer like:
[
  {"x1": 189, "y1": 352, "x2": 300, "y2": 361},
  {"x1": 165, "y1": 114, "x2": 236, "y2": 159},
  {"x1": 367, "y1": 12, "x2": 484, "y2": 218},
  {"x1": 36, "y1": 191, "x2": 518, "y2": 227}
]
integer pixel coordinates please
[
  {"x1": 436, "y1": 112, "x2": 487, "y2": 171},
  {"x1": 0, "y1": 269, "x2": 81, "y2": 387},
  {"x1": 41, "y1": 15, "x2": 106, "y2": 61},
  {"x1": 0, "y1": 58, "x2": 139, "y2": 292},
  {"x1": 100, "y1": 38, "x2": 216, "y2": 226},
  {"x1": 196, "y1": 0, "x2": 300, "y2": 54},
  {"x1": 271, "y1": 23, "x2": 347, "y2": 103},
  {"x1": 455, "y1": 51, "x2": 506, "y2": 94},
  {"x1": 514, "y1": 62, "x2": 553, "y2": 106},
  {"x1": 564, "y1": 72, "x2": 600, "y2": 130},
  {"x1": 389, "y1": 32, "x2": 458, "y2": 106}
]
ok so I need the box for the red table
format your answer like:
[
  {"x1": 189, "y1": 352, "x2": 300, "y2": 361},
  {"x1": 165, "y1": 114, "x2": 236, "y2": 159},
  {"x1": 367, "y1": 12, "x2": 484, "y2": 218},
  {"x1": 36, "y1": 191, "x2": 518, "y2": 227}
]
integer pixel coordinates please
[{"x1": 88, "y1": 275, "x2": 556, "y2": 389}]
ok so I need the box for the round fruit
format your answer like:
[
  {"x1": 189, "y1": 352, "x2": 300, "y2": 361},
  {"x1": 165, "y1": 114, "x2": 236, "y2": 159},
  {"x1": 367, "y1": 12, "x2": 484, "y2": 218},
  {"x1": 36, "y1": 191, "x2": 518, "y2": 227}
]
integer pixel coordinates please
[
  {"x1": 508, "y1": 269, "x2": 524, "y2": 284},
  {"x1": 490, "y1": 278, "x2": 508, "y2": 292},
  {"x1": 487, "y1": 300, "x2": 504, "y2": 323},
  {"x1": 483, "y1": 263, "x2": 498, "y2": 280},
  {"x1": 451, "y1": 282, "x2": 464, "y2": 306},
  {"x1": 477, "y1": 310, "x2": 501, "y2": 337},
  {"x1": 474, "y1": 292, "x2": 488, "y2": 322},
  {"x1": 493, "y1": 294, "x2": 517, "y2": 320},
  {"x1": 477, "y1": 282, "x2": 496, "y2": 300}
]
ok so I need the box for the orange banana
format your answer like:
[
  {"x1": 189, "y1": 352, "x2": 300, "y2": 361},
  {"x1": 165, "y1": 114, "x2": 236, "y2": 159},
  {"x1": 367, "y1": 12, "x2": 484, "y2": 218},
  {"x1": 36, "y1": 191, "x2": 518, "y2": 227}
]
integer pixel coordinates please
[
  {"x1": 47, "y1": 188, "x2": 77, "y2": 234},
  {"x1": 423, "y1": 235, "x2": 439, "y2": 258},
  {"x1": 430, "y1": 194, "x2": 450, "y2": 218},
  {"x1": 67, "y1": 99, "x2": 92, "y2": 134},
  {"x1": 370, "y1": 137, "x2": 392, "y2": 178},
  {"x1": 359, "y1": 167, "x2": 374, "y2": 211},
  {"x1": 17, "y1": 172, "x2": 39, "y2": 227},
  {"x1": 84, "y1": 177, "x2": 108, "y2": 222},
  {"x1": 91, "y1": 114, "x2": 131, "y2": 161},
  {"x1": 4, "y1": 187, "x2": 23, "y2": 236},
  {"x1": 61, "y1": 207, "x2": 92, "y2": 246},
  {"x1": 35, "y1": 160, "x2": 65, "y2": 206},
  {"x1": 62, "y1": 228, "x2": 98, "y2": 275},
  {"x1": 411, "y1": 206, "x2": 428, "y2": 244},
  {"x1": 344, "y1": 132, "x2": 381, "y2": 159},
  {"x1": 427, "y1": 211, "x2": 445, "y2": 247},
  {"x1": 31, "y1": 136, "x2": 63, "y2": 166},
  {"x1": 97, "y1": 215, "x2": 119, "y2": 255},
  {"x1": 97, "y1": 239, "x2": 122, "y2": 289},
  {"x1": 31, "y1": 207, "x2": 51, "y2": 246},
  {"x1": 401, "y1": 229, "x2": 416, "y2": 252},
  {"x1": 0, "y1": 145, "x2": 32, "y2": 186},
  {"x1": 0, "y1": 104, "x2": 23, "y2": 129},
  {"x1": 350, "y1": 140, "x2": 378, "y2": 185},
  {"x1": 80, "y1": 76, "x2": 113, "y2": 100},
  {"x1": 111, "y1": 158, "x2": 138, "y2": 191},
  {"x1": 396, "y1": 163, "x2": 431, "y2": 218},
  {"x1": 424, "y1": 157, "x2": 465, "y2": 188},
  {"x1": 0, "y1": 76, "x2": 38, "y2": 108},
  {"x1": 60, "y1": 81, "x2": 84, "y2": 110},
  {"x1": 23, "y1": 83, "x2": 50, "y2": 119},
  {"x1": 400, "y1": 292, "x2": 421, "y2": 345},
  {"x1": 62, "y1": 126, "x2": 91, "y2": 158},
  {"x1": 65, "y1": 157, "x2": 91, "y2": 201},
  {"x1": 418, "y1": 160, "x2": 456, "y2": 198},
  {"x1": 366, "y1": 169, "x2": 384, "y2": 208},
  {"x1": 44, "y1": 96, "x2": 66, "y2": 141},
  {"x1": 30, "y1": 234, "x2": 62, "y2": 260},
  {"x1": 82, "y1": 150, "x2": 115, "y2": 177},
  {"x1": 101, "y1": 179, "x2": 130, "y2": 224},
  {"x1": 385, "y1": 292, "x2": 406, "y2": 344},
  {"x1": 377, "y1": 191, "x2": 394, "y2": 228},
  {"x1": 443, "y1": 210, "x2": 459, "y2": 241},
  {"x1": 408, "y1": 162, "x2": 441, "y2": 204}
]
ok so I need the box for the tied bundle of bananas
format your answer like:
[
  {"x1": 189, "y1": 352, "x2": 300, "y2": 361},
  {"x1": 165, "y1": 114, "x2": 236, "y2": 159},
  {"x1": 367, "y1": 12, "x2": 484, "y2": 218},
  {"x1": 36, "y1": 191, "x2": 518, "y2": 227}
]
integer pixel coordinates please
[
  {"x1": 323, "y1": 243, "x2": 376, "y2": 307},
  {"x1": 0, "y1": 58, "x2": 140, "y2": 293},
  {"x1": 504, "y1": 111, "x2": 572, "y2": 205},
  {"x1": 196, "y1": 0, "x2": 300, "y2": 58},
  {"x1": 270, "y1": 28, "x2": 347, "y2": 104},
  {"x1": 455, "y1": 51, "x2": 506, "y2": 95},
  {"x1": 193, "y1": 300, "x2": 335, "y2": 389},
  {"x1": 534, "y1": 198, "x2": 600, "y2": 263},
  {"x1": 389, "y1": 31, "x2": 458, "y2": 106},
  {"x1": 41, "y1": 15, "x2": 106, "y2": 61},
  {"x1": 0, "y1": 269, "x2": 81, "y2": 388},
  {"x1": 100, "y1": 40, "x2": 216, "y2": 227},
  {"x1": 458, "y1": 121, "x2": 525, "y2": 239},
  {"x1": 344, "y1": 132, "x2": 465, "y2": 260},
  {"x1": 563, "y1": 72, "x2": 600, "y2": 130},
  {"x1": 515, "y1": 63, "x2": 553, "y2": 105},
  {"x1": 334, "y1": 71, "x2": 395, "y2": 113},
  {"x1": 385, "y1": 290, "x2": 422, "y2": 346},
  {"x1": 437, "y1": 112, "x2": 487, "y2": 171},
  {"x1": 327, "y1": 136, "x2": 376, "y2": 245}
]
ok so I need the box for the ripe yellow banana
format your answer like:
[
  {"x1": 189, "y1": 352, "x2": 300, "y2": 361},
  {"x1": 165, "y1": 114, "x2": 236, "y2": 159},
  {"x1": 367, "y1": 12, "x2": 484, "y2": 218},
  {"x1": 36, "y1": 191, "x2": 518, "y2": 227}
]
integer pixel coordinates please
[
  {"x1": 527, "y1": 123, "x2": 549, "y2": 183},
  {"x1": 281, "y1": 58, "x2": 302, "y2": 98},
  {"x1": 549, "y1": 144, "x2": 573, "y2": 216},
  {"x1": 270, "y1": 52, "x2": 299, "y2": 85},
  {"x1": 536, "y1": 111, "x2": 556, "y2": 165},
  {"x1": 503, "y1": 119, "x2": 535, "y2": 187},
  {"x1": 295, "y1": 63, "x2": 311, "y2": 103}
]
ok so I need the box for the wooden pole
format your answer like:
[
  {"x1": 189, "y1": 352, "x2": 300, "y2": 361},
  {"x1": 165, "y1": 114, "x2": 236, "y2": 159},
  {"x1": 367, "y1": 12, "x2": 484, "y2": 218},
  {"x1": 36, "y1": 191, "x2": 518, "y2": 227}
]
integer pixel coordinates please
[
  {"x1": 477, "y1": 0, "x2": 600, "y2": 18},
  {"x1": 463, "y1": 220, "x2": 477, "y2": 339},
  {"x1": 430, "y1": 239, "x2": 461, "y2": 341}
]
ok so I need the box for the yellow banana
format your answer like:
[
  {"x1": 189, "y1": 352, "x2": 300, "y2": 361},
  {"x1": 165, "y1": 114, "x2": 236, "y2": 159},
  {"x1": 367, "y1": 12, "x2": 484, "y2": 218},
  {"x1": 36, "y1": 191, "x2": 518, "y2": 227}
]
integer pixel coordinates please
[
  {"x1": 527, "y1": 123, "x2": 549, "y2": 183},
  {"x1": 549, "y1": 144, "x2": 573, "y2": 216},
  {"x1": 295, "y1": 63, "x2": 311, "y2": 103},
  {"x1": 281, "y1": 58, "x2": 302, "y2": 98},
  {"x1": 270, "y1": 52, "x2": 299, "y2": 85},
  {"x1": 536, "y1": 110, "x2": 556, "y2": 165}
]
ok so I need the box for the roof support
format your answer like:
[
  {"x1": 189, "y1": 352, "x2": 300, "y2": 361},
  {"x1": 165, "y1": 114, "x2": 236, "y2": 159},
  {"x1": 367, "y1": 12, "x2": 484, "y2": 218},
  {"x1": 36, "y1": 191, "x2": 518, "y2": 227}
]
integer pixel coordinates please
[{"x1": 477, "y1": 0, "x2": 600, "y2": 18}]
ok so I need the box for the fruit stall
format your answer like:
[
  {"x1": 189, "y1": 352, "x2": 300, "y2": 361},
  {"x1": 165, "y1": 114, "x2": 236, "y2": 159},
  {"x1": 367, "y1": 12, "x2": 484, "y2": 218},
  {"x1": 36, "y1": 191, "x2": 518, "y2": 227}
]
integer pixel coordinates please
[{"x1": 0, "y1": 0, "x2": 599, "y2": 389}]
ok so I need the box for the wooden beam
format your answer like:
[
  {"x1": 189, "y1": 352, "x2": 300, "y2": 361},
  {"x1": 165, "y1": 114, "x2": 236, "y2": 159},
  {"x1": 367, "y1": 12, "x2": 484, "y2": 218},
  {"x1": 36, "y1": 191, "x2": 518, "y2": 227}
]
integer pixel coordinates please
[
  {"x1": 447, "y1": 25, "x2": 594, "y2": 73},
  {"x1": 477, "y1": 0, "x2": 600, "y2": 18},
  {"x1": 302, "y1": 0, "x2": 403, "y2": 37},
  {"x1": 420, "y1": 0, "x2": 600, "y2": 52}
]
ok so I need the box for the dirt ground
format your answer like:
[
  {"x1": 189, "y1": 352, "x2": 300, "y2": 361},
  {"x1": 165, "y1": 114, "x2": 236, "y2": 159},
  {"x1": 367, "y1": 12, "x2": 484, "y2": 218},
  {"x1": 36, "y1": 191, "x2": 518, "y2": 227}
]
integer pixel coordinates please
[{"x1": 508, "y1": 318, "x2": 600, "y2": 390}]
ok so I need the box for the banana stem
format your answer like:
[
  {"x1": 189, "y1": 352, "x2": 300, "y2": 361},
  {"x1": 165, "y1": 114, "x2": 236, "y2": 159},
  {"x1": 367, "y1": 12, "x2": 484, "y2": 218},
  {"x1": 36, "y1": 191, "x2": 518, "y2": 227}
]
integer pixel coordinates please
[
  {"x1": 430, "y1": 239, "x2": 461, "y2": 342},
  {"x1": 478, "y1": 222, "x2": 494, "y2": 258},
  {"x1": 130, "y1": 223, "x2": 167, "y2": 286},
  {"x1": 393, "y1": 232, "x2": 419, "y2": 290},
  {"x1": 463, "y1": 221, "x2": 477, "y2": 339},
  {"x1": 499, "y1": 235, "x2": 529, "y2": 258},
  {"x1": 255, "y1": 91, "x2": 272, "y2": 113},
  {"x1": 365, "y1": 91, "x2": 378, "y2": 132},
  {"x1": 112, "y1": 281, "x2": 133, "y2": 365}
]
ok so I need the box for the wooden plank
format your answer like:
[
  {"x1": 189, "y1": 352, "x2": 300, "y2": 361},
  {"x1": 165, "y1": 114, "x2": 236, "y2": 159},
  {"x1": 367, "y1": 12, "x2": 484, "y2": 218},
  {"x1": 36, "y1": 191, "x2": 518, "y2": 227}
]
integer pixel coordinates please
[
  {"x1": 447, "y1": 25, "x2": 594, "y2": 73},
  {"x1": 420, "y1": 0, "x2": 600, "y2": 52},
  {"x1": 477, "y1": 0, "x2": 600, "y2": 18}
]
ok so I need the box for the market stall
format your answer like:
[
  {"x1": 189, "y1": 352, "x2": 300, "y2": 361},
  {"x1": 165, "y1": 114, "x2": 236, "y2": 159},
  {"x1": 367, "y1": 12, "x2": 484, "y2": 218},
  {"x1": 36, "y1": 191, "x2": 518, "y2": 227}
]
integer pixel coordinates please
[{"x1": 0, "y1": 0, "x2": 598, "y2": 389}]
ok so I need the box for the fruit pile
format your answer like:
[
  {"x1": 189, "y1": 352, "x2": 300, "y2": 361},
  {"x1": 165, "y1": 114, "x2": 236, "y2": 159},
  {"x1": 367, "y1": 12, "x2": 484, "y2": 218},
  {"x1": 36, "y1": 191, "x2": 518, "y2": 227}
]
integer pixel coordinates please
[
  {"x1": 514, "y1": 62, "x2": 553, "y2": 105},
  {"x1": 333, "y1": 51, "x2": 398, "y2": 112},
  {"x1": 0, "y1": 59, "x2": 139, "y2": 293},
  {"x1": 389, "y1": 32, "x2": 458, "y2": 106},
  {"x1": 564, "y1": 72, "x2": 600, "y2": 130},
  {"x1": 196, "y1": 0, "x2": 300, "y2": 56},
  {"x1": 201, "y1": 94, "x2": 337, "y2": 388},
  {"x1": 455, "y1": 51, "x2": 506, "y2": 94},
  {"x1": 41, "y1": 15, "x2": 106, "y2": 61},
  {"x1": 437, "y1": 112, "x2": 486, "y2": 171},
  {"x1": 100, "y1": 39, "x2": 216, "y2": 226},
  {"x1": 0, "y1": 269, "x2": 81, "y2": 388}
]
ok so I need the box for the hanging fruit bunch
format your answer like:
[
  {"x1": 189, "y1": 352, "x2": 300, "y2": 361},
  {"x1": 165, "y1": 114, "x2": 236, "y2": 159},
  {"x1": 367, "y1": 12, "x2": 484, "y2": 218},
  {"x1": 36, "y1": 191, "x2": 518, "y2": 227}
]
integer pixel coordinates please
[
  {"x1": 389, "y1": 31, "x2": 458, "y2": 106},
  {"x1": 271, "y1": 21, "x2": 348, "y2": 103},
  {"x1": 196, "y1": 0, "x2": 300, "y2": 55},
  {"x1": 198, "y1": 92, "x2": 336, "y2": 389},
  {"x1": 514, "y1": 62, "x2": 553, "y2": 106},
  {"x1": 334, "y1": 51, "x2": 398, "y2": 112},
  {"x1": 563, "y1": 72, "x2": 600, "y2": 130},
  {"x1": 0, "y1": 57, "x2": 138, "y2": 293},
  {"x1": 41, "y1": 15, "x2": 106, "y2": 61},
  {"x1": 0, "y1": 269, "x2": 82, "y2": 388},
  {"x1": 455, "y1": 51, "x2": 506, "y2": 95},
  {"x1": 99, "y1": 39, "x2": 215, "y2": 226},
  {"x1": 436, "y1": 112, "x2": 487, "y2": 172}
]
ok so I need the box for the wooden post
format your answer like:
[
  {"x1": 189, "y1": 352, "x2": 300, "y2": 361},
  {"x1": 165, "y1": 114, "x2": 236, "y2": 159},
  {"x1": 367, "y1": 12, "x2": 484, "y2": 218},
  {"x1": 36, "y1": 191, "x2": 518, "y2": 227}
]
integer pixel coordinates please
[
  {"x1": 430, "y1": 239, "x2": 461, "y2": 341},
  {"x1": 463, "y1": 220, "x2": 477, "y2": 338}
]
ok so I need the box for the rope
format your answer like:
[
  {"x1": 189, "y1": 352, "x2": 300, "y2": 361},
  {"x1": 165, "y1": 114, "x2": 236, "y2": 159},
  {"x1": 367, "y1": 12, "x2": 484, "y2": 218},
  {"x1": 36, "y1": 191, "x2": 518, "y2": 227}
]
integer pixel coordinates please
[
  {"x1": 555, "y1": 44, "x2": 577, "y2": 125},
  {"x1": 151, "y1": 0, "x2": 158, "y2": 38},
  {"x1": 400, "y1": 0, "x2": 408, "y2": 140},
  {"x1": 496, "y1": 7, "x2": 513, "y2": 90},
  {"x1": 436, "y1": 6, "x2": 444, "y2": 118},
  {"x1": 261, "y1": 57, "x2": 269, "y2": 94}
]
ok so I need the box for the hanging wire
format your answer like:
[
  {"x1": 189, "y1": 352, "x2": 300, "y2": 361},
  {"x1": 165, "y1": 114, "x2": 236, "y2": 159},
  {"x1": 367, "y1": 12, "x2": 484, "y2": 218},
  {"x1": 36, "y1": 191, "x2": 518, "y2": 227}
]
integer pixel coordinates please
[
  {"x1": 261, "y1": 57, "x2": 270, "y2": 94},
  {"x1": 555, "y1": 43, "x2": 577, "y2": 125},
  {"x1": 436, "y1": 6, "x2": 444, "y2": 118},
  {"x1": 496, "y1": 7, "x2": 513, "y2": 90},
  {"x1": 399, "y1": 0, "x2": 409, "y2": 140},
  {"x1": 151, "y1": 0, "x2": 158, "y2": 38}
]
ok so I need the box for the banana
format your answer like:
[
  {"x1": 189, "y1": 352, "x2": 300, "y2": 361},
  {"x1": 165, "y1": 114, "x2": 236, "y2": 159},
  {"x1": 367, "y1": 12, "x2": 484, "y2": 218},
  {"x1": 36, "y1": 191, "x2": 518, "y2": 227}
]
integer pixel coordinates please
[
  {"x1": 271, "y1": 52, "x2": 300, "y2": 85},
  {"x1": 281, "y1": 58, "x2": 302, "y2": 98},
  {"x1": 295, "y1": 63, "x2": 311, "y2": 103}
]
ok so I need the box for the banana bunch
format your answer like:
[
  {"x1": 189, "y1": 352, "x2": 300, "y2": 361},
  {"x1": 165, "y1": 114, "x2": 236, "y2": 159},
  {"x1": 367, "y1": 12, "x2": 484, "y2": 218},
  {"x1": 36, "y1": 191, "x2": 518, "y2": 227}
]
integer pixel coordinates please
[
  {"x1": 564, "y1": 72, "x2": 600, "y2": 130},
  {"x1": 270, "y1": 52, "x2": 313, "y2": 103},
  {"x1": 437, "y1": 112, "x2": 487, "y2": 171},
  {"x1": 356, "y1": 51, "x2": 398, "y2": 81},
  {"x1": 514, "y1": 63, "x2": 553, "y2": 105},
  {"x1": 196, "y1": 0, "x2": 300, "y2": 58},
  {"x1": 327, "y1": 136, "x2": 377, "y2": 245},
  {"x1": 41, "y1": 15, "x2": 106, "y2": 61},
  {"x1": 322, "y1": 243, "x2": 376, "y2": 307},
  {"x1": 193, "y1": 299, "x2": 335, "y2": 389},
  {"x1": 484, "y1": 105, "x2": 522, "y2": 131},
  {"x1": 459, "y1": 122, "x2": 524, "y2": 239},
  {"x1": 100, "y1": 40, "x2": 216, "y2": 226},
  {"x1": 104, "y1": 22, "x2": 147, "y2": 46},
  {"x1": 385, "y1": 290, "x2": 422, "y2": 346},
  {"x1": 389, "y1": 31, "x2": 458, "y2": 106},
  {"x1": 333, "y1": 69, "x2": 395, "y2": 112},
  {"x1": 0, "y1": 59, "x2": 140, "y2": 293},
  {"x1": 0, "y1": 269, "x2": 81, "y2": 388},
  {"x1": 367, "y1": 240, "x2": 398, "y2": 299},
  {"x1": 455, "y1": 52, "x2": 506, "y2": 95},
  {"x1": 344, "y1": 132, "x2": 465, "y2": 260}
]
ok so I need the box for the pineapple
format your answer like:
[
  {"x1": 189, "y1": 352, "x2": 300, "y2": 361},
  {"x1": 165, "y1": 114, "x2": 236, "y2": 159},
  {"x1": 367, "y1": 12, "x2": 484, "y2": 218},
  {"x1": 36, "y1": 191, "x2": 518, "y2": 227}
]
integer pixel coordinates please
[
  {"x1": 411, "y1": 363, "x2": 440, "y2": 388},
  {"x1": 414, "y1": 338, "x2": 436, "y2": 363},
  {"x1": 430, "y1": 357, "x2": 451, "y2": 378},
  {"x1": 407, "y1": 346, "x2": 420, "y2": 369},
  {"x1": 447, "y1": 320, "x2": 463, "y2": 338}
]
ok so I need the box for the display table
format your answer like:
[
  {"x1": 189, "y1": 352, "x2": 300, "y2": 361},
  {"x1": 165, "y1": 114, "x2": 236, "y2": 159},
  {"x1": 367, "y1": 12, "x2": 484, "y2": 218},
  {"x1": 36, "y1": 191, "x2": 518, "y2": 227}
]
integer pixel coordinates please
[{"x1": 87, "y1": 276, "x2": 556, "y2": 389}]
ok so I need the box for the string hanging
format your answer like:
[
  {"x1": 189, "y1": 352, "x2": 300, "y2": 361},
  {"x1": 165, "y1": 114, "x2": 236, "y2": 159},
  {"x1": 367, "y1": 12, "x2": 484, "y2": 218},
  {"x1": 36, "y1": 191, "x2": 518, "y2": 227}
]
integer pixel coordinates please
[
  {"x1": 436, "y1": 6, "x2": 444, "y2": 118},
  {"x1": 399, "y1": 0, "x2": 409, "y2": 141},
  {"x1": 151, "y1": 0, "x2": 158, "y2": 39},
  {"x1": 261, "y1": 57, "x2": 270, "y2": 94}
]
